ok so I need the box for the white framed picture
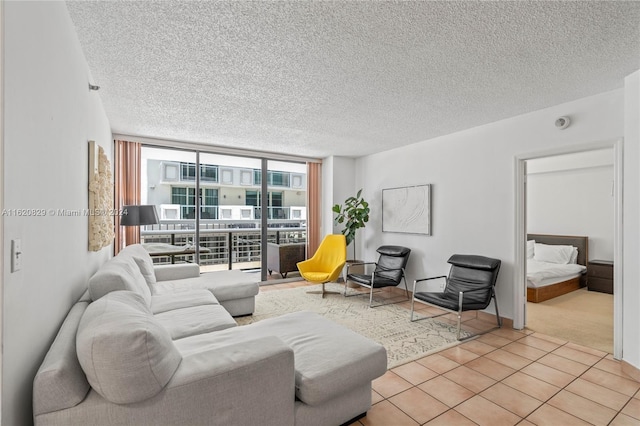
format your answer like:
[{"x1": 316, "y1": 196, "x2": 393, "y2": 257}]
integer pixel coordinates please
[{"x1": 382, "y1": 184, "x2": 431, "y2": 235}]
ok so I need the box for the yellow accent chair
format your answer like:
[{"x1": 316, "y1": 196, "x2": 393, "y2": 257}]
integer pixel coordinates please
[{"x1": 297, "y1": 234, "x2": 347, "y2": 297}]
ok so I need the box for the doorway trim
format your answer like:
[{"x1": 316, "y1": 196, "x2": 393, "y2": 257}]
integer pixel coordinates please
[{"x1": 513, "y1": 138, "x2": 623, "y2": 359}]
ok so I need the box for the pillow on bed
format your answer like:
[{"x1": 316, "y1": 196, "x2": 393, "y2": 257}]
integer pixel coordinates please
[
  {"x1": 533, "y1": 243, "x2": 575, "y2": 264},
  {"x1": 569, "y1": 247, "x2": 579, "y2": 264},
  {"x1": 527, "y1": 240, "x2": 535, "y2": 259}
]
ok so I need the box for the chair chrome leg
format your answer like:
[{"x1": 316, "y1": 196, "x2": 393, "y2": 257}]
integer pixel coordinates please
[
  {"x1": 457, "y1": 291, "x2": 464, "y2": 340},
  {"x1": 493, "y1": 291, "x2": 502, "y2": 328},
  {"x1": 306, "y1": 282, "x2": 341, "y2": 297}
]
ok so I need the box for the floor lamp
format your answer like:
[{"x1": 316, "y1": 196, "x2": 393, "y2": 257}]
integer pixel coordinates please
[{"x1": 120, "y1": 205, "x2": 159, "y2": 246}]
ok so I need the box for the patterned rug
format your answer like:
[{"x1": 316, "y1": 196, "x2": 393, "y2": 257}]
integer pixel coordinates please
[{"x1": 236, "y1": 283, "x2": 467, "y2": 368}]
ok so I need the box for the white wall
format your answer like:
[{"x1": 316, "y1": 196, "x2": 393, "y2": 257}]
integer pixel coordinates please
[
  {"x1": 623, "y1": 70, "x2": 640, "y2": 370},
  {"x1": 3, "y1": 2, "x2": 112, "y2": 424},
  {"x1": 345, "y1": 89, "x2": 624, "y2": 326},
  {"x1": 527, "y1": 149, "x2": 614, "y2": 260}
]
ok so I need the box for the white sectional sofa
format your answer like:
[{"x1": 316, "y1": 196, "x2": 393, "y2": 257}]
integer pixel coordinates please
[{"x1": 33, "y1": 245, "x2": 387, "y2": 425}]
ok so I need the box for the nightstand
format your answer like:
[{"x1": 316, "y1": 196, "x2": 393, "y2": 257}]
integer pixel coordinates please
[{"x1": 587, "y1": 260, "x2": 613, "y2": 294}]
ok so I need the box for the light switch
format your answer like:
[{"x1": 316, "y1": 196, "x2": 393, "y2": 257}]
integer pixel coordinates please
[{"x1": 11, "y1": 239, "x2": 22, "y2": 272}]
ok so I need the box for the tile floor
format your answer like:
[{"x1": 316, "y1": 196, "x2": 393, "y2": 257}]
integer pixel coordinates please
[{"x1": 260, "y1": 281, "x2": 640, "y2": 426}]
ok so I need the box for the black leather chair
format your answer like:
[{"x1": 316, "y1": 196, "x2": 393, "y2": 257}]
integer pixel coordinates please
[
  {"x1": 411, "y1": 254, "x2": 502, "y2": 340},
  {"x1": 344, "y1": 245, "x2": 411, "y2": 307}
]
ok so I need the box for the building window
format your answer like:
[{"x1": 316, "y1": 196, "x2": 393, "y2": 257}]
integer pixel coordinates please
[
  {"x1": 252, "y1": 170, "x2": 290, "y2": 187},
  {"x1": 171, "y1": 187, "x2": 218, "y2": 219},
  {"x1": 180, "y1": 162, "x2": 218, "y2": 182}
]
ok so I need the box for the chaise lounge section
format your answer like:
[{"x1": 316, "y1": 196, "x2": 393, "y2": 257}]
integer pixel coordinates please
[{"x1": 33, "y1": 245, "x2": 387, "y2": 425}]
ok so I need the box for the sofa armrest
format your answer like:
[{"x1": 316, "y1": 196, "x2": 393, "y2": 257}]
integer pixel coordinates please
[
  {"x1": 154, "y1": 263, "x2": 200, "y2": 281},
  {"x1": 163, "y1": 337, "x2": 295, "y2": 426},
  {"x1": 35, "y1": 336, "x2": 296, "y2": 426}
]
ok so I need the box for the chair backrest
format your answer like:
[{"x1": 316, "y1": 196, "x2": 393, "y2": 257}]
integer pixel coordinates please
[
  {"x1": 374, "y1": 246, "x2": 411, "y2": 283},
  {"x1": 443, "y1": 254, "x2": 501, "y2": 306},
  {"x1": 311, "y1": 234, "x2": 347, "y2": 274}
]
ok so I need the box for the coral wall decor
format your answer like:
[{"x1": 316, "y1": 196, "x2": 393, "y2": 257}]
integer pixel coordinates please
[{"x1": 88, "y1": 141, "x2": 115, "y2": 251}]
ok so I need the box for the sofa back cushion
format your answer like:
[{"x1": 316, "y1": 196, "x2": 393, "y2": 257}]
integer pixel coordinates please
[
  {"x1": 33, "y1": 302, "x2": 91, "y2": 416},
  {"x1": 88, "y1": 254, "x2": 151, "y2": 305},
  {"x1": 76, "y1": 291, "x2": 182, "y2": 404},
  {"x1": 119, "y1": 244, "x2": 157, "y2": 290}
]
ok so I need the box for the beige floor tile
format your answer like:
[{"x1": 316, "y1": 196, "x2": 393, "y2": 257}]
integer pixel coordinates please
[
  {"x1": 502, "y1": 341, "x2": 548, "y2": 361},
  {"x1": 502, "y1": 372, "x2": 561, "y2": 402},
  {"x1": 490, "y1": 328, "x2": 528, "y2": 341},
  {"x1": 526, "y1": 404, "x2": 591, "y2": 425},
  {"x1": 424, "y1": 409, "x2": 477, "y2": 426},
  {"x1": 460, "y1": 339, "x2": 497, "y2": 356},
  {"x1": 454, "y1": 395, "x2": 522, "y2": 426},
  {"x1": 518, "y1": 335, "x2": 563, "y2": 352},
  {"x1": 372, "y1": 370, "x2": 413, "y2": 398},
  {"x1": 621, "y1": 397, "x2": 640, "y2": 420},
  {"x1": 443, "y1": 365, "x2": 496, "y2": 394},
  {"x1": 594, "y1": 357, "x2": 635, "y2": 378},
  {"x1": 521, "y1": 362, "x2": 577, "y2": 388},
  {"x1": 537, "y1": 353, "x2": 590, "y2": 377},
  {"x1": 553, "y1": 345, "x2": 603, "y2": 366},
  {"x1": 360, "y1": 400, "x2": 419, "y2": 426},
  {"x1": 530, "y1": 332, "x2": 569, "y2": 346},
  {"x1": 610, "y1": 413, "x2": 640, "y2": 425},
  {"x1": 565, "y1": 378, "x2": 631, "y2": 411},
  {"x1": 481, "y1": 382, "x2": 542, "y2": 418},
  {"x1": 439, "y1": 346, "x2": 480, "y2": 364},
  {"x1": 476, "y1": 333, "x2": 513, "y2": 348},
  {"x1": 392, "y1": 361, "x2": 439, "y2": 385},
  {"x1": 517, "y1": 420, "x2": 536, "y2": 426},
  {"x1": 484, "y1": 348, "x2": 533, "y2": 370},
  {"x1": 416, "y1": 353, "x2": 460, "y2": 374},
  {"x1": 465, "y1": 356, "x2": 517, "y2": 381},
  {"x1": 371, "y1": 389, "x2": 384, "y2": 405},
  {"x1": 388, "y1": 387, "x2": 449, "y2": 424},
  {"x1": 581, "y1": 368, "x2": 640, "y2": 397},
  {"x1": 548, "y1": 390, "x2": 618, "y2": 425},
  {"x1": 565, "y1": 341, "x2": 608, "y2": 358},
  {"x1": 418, "y1": 376, "x2": 475, "y2": 408}
]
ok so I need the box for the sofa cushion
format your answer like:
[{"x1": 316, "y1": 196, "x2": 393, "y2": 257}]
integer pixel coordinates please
[
  {"x1": 119, "y1": 244, "x2": 157, "y2": 290},
  {"x1": 88, "y1": 255, "x2": 152, "y2": 306},
  {"x1": 155, "y1": 304, "x2": 237, "y2": 339},
  {"x1": 150, "y1": 289, "x2": 219, "y2": 314},
  {"x1": 153, "y1": 269, "x2": 259, "y2": 302},
  {"x1": 33, "y1": 302, "x2": 91, "y2": 416},
  {"x1": 76, "y1": 291, "x2": 181, "y2": 404}
]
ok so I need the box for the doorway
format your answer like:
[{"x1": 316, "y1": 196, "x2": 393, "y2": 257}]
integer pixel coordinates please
[{"x1": 514, "y1": 139, "x2": 623, "y2": 359}]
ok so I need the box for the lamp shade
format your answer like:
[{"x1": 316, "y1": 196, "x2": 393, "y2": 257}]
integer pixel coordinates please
[{"x1": 120, "y1": 205, "x2": 159, "y2": 226}]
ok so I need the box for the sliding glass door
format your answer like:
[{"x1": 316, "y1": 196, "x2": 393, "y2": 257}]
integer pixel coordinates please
[{"x1": 139, "y1": 145, "x2": 307, "y2": 281}]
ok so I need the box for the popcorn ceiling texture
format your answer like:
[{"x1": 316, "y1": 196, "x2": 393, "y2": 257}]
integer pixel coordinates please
[{"x1": 66, "y1": 1, "x2": 640, "y2": 158}]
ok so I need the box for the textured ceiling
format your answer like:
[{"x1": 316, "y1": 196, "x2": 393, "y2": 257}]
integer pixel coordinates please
[{"x1": 66, "y1": 1, "x2": 640, "y2": 158}]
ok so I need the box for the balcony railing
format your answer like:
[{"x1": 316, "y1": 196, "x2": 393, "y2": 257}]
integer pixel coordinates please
[{"x1": 140, "y1": 219, "x2": 306, "y2": 270}]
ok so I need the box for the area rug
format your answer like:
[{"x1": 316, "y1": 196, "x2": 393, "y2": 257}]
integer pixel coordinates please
[{"x1": 236, "y1": 283, "x2": 467, "y2": 368}]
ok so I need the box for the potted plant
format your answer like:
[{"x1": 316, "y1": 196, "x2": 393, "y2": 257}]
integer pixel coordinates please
[{"x1": 332, "y1": 188, "x2": 370, "y2": 261}]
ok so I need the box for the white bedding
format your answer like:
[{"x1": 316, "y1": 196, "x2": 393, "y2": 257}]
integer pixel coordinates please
[{"x1": 526, "y1": 259, "x2": 586, "y2": 288}]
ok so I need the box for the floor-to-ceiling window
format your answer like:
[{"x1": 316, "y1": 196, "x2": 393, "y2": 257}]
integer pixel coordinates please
[{"x1": 139, "y1": 145, "x2": 308, "y2": 281}]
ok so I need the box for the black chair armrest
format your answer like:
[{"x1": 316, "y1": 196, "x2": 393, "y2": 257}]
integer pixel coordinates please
[
  {"x1": 412, "y1": 275, "x2": 447, "y2": 293},
  {"x1": 346, "y1": 261, "x2": 377, "y2": 272}
]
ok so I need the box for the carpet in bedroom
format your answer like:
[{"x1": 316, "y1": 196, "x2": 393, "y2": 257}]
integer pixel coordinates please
[
  {"x1": 236, "y1": 283, "x2": 471, "y2": 368},
  {"x1": 526, "y1": 287, "x2": 613, "y2": 354}
]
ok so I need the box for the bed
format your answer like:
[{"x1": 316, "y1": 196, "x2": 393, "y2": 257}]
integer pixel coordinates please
[{"x1": 526, "y1": 234, "x2": 588, "y2": 303}]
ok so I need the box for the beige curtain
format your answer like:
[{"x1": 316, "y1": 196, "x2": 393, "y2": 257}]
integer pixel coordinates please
[
  {"x1": 306, "y1": 162, "x2": 321, "y2": 258},
  {"x1": 114, "y1": 139, "x2": 142, "y2": 253}
]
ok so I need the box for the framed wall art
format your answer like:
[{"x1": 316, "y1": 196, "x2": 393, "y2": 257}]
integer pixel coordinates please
[{"x1": 382, "y1": 184, "x2": 431, "y2": 235}]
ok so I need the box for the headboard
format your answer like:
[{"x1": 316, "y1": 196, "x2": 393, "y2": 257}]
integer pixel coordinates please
[{"x1": 527, "y1": 234, "x2": 589, "y2": 286}]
